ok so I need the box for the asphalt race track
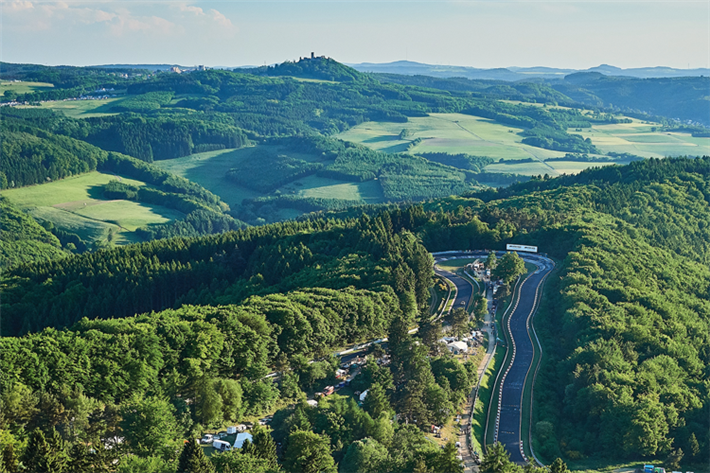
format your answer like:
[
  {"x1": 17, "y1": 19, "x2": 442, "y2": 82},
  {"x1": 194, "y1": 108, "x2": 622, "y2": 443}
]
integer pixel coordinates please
[
  {"x1": 433, "y1": 251, "x2": 553, "y2": 464},
  {"x1": 495, "y1": 256, "x2": 552, "y2": 463},
  {"x1": 434, "y1": 266, "x2": 475, "y2": 313}
]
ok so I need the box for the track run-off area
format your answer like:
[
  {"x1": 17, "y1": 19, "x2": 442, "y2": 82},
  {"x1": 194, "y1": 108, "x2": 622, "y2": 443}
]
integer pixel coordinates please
[{"x1": 432, "y1": 250, "x2": 554, "y2": 467}]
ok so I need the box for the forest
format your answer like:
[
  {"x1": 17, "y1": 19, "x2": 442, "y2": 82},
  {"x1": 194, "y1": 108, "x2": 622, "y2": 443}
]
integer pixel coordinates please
[{"x1": 1, "y1": 157, "x2": 709, "y2": 472}]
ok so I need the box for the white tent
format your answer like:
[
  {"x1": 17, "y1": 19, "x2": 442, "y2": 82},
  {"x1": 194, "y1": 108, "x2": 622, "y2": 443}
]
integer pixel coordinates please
[
  {"x1": 234, "y1": 432, "x2": 254, "y2": 449},
  {"x1": 359, "y1": 389, "x2": 368, "y2": 402},
  {"x1": 447, "y1": 341, "x2": 468, "y2": 355}
]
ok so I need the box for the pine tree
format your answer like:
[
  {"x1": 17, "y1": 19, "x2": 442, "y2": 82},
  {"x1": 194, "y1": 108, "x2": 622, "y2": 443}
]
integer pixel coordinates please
[
  {"x1": 177, "y1": 439, "x2": 214, "y2": 473},
  {"x1": 0, "y1": 444, "x2": 18, "y2": 473},
  {"x1": 480, "y1": 442, "x2": 512, "y2": 473},
  {"x1": 688, "y1": 432, "x2": 700, "y2": 459},
  {"x1": 16, "y1": 428, "x2": 69, "y2": 472},
  {"x1": 66, "y1": 443, "x2": 91, "y2": 473},
  {"x1": 362, "y1": 383, "x2": 391, "y2": 419},
  {"x1": 251, "y1": 425, "x2": 278, "y2": 468},
  {"x1": 665, "y1": 448, "x2": 683, "y2": 471},
  {"x1": 431, "y1": 441, "x2": 463, "y2": 473},
  {"x1": 413, "y1": 458, "x2": 429, "y2": 473},
  {"x1": 550, "y1": 458, "x2": 568, "y2": 473}
]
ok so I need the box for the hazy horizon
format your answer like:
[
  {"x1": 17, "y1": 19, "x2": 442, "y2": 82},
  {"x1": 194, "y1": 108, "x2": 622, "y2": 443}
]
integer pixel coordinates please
[{"x1": 2, "y1": 0, "x2": 709, "y2": 70}]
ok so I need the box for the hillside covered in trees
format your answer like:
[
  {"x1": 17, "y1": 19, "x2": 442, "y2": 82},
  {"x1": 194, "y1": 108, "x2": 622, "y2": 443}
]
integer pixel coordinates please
[
  {"x1": 1, "y1": 157, "x2": 709, "y2": 472},
  {"x1": 1, "y1": 59, "x2": 709, "y2": 471}
]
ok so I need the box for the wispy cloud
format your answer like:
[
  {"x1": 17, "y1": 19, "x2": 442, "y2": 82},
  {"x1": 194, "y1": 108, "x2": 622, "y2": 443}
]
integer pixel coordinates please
[
  {"x1": 2, "y1": 1, "x2": 236, "y2": 37},
  {"x1": 4, "y1": 0, "x2": 34, "y2": 12},
  {"x1": 173, "y1": 3, "x2": 235, "y2": 30}
]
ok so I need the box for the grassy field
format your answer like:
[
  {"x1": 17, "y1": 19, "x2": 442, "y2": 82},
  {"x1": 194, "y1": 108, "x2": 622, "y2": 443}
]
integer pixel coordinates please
[
  {"x1": 338, "y1": 111, "x2": 709, "y2": 177},
  {"x1": 338, "y1": 113, "x2": 566, "y2": 163},
  {"x1": 75, "y1": 200, "x2": 184, "y2": 231},
  {"x1": 569, "y1": 118, "x2": 709, "y2": 158},
  {"x1": 155, "y1": 146, "x2": 387, "y2": 211},
  {"x1": 0, "y1": 80, "x2": 54, "y2": 95},
  {"x1": 35, "y1": 97, "x2": 123, "y2": 118},
  {"x1": 1, "y1": 171, "x2": 183, "y2": 247},
  {"x1": 29, "y1": 206, "x2": 120, "y2": 243},
  {"x1": 1, "y1": 172, "x2": 146, "y2": 208},
  {"x1": 154, "y1": 148, "x2": 263, "y2": 209},
  {"x1": 290, "y1": 175, "x2": 383, "y2": 202}
]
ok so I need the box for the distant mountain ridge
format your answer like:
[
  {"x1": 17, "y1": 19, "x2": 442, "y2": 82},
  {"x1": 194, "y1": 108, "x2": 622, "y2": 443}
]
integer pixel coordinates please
[{"x1": 348, "y1": 60, "x2": 710, "y2": 80}]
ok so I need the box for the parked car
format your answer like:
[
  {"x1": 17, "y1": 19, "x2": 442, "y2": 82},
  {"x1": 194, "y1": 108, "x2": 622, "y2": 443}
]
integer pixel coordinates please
[
  {"x1": 201, "y1": 434, "x2": 214, "y2": 444},
  {"x1": 212, "y1": 439, "x2": 231, "y2": 452}
]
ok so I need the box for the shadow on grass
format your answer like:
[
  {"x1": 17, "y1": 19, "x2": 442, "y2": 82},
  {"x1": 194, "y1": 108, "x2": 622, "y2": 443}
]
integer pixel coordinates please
[
  {"x1": 381, "y1": 142, "x2": 412, "y2": 153},
  {"x1": 86, "y1": 184, "x2": 107, "y2": 200},
  {"x1": 363, "y1": 134, "x2": 400, "y2": 144}
]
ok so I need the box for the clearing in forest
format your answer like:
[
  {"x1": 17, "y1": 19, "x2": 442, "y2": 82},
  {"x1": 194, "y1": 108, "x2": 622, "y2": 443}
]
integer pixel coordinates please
[
  {"x1": 1, "y1": 171, "x2": 183, "y2": 247},
  {"x1": 338, "y1": 112, "x2": 708, "y2": 176}
]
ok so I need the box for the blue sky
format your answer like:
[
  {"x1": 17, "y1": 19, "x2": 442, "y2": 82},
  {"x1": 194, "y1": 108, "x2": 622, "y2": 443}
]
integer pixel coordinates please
[{"x1": 2, "y1": 0, "x2": 708, "y2": 69}]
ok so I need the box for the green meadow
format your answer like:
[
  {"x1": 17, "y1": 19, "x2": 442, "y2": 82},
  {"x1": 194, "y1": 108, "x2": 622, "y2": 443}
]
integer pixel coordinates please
[
  {"x1": 286, "y1": 175, "x2": 383, "y2": 203},
  {"x1": 338, "y1": 111, "x2": 709, "y2": 177},
  {"x1": 155, "y1": 146, "x2": 386, "y2": 211},
  {"x1": 338, "y1": 112, "x2": 562, "y2": 160},
  {"x1": 0, "y1": 80, "x2": 54, "y2": 95},
  {"x1": 1, "y1": 171, "x2": 183, "y2": 247},
  {"x1": 570, "y1": 118, "x2": 709, "y2": 158},
  {"x1": 30, "y1": 97, "x2": 124, "y2": 118},
  {"x1": 154, "y1": 148, "x2": 263, "y2": 209},
  {"x1": 1, "y1": 172, "x2": 146, "y2": 208}
]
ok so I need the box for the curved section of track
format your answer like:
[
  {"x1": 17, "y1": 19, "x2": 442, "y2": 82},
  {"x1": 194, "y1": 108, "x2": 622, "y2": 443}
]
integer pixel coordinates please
[{"x1": 434, "y1": 267, "x2": 474, "y2": 315}]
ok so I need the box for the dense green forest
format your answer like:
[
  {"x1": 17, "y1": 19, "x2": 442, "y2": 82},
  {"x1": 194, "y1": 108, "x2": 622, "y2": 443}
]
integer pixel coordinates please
[
  {"x1": 0, "y1": 197, "x2": 67, "y2": 268},
  {"x1": 2, "y1": 157, "x2": 709, "y2": 472},
  {"x1": 0, "y1": 206, "x2": 475, "y2": 472},
  {"x1": 374, "y1": 71, "x2": 710, "y2": 126}
]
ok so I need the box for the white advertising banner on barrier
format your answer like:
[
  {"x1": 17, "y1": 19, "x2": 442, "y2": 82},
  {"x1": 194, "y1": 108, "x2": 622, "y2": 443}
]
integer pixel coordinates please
[{"x1": 506, "y1": 244, "x2": 538, "y2": 253}]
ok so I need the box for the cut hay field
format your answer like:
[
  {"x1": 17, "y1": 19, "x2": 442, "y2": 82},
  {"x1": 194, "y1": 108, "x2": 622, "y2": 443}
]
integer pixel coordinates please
[
  {"x1": 338, "y1": 112, "x2": 565, "y2": 161},
  {"x1": 569, "y1": 118, "x2": 709, "y2": 158},
  {"x1": 1, "y1": 171, "x2": 183, "y2": 247}
]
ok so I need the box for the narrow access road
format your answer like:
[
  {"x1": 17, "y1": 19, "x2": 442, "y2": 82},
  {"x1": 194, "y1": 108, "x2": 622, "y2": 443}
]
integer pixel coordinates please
[{"x1": 433, "y1": 251, "x2": 491, "y2": 472}]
